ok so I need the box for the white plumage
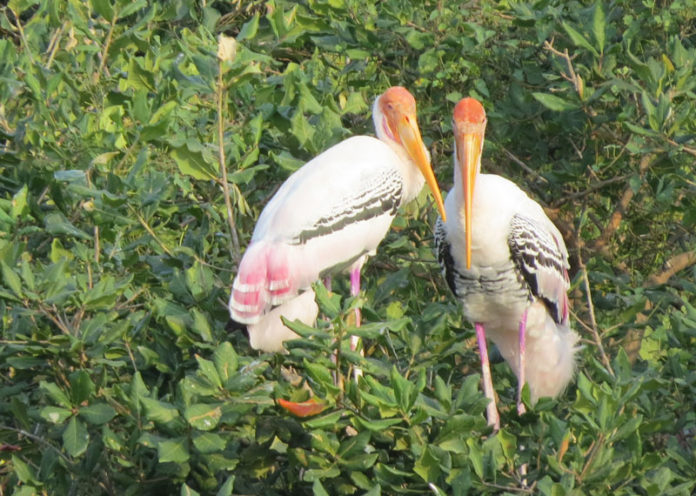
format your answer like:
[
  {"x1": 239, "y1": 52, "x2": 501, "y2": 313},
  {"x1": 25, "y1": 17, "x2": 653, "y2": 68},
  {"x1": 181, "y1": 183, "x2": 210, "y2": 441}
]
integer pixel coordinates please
[
  {"x1": 435, "y1": 97, "x2": 578, "y2": 428},
  {"x1": 230, "y1": 87, "x2": 445, "y2": 352}
]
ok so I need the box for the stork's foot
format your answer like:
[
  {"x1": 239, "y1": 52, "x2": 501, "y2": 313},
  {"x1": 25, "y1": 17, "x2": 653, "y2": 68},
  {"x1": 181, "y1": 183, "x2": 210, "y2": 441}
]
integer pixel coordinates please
[{"x1": 517, "y1": 399, "x2": 527, "y2": 416}]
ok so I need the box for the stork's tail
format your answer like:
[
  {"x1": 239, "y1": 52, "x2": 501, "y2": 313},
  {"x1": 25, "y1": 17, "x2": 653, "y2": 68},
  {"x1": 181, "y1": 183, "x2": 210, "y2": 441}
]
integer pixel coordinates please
[
  {"x1": 526, "y1": 315, "x2": 579, "y2": 403},
  {"x1": 229, "y1": 242, "x2": 295, "y2": 324},
  {"x1": 247, "y1": 290, "x2": 319, "y2": 352}
]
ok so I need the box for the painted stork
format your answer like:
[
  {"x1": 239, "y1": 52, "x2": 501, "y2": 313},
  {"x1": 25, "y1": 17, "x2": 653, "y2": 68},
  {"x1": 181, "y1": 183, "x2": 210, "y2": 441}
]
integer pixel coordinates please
[
  {"x1": 434, "y1": 97, "x2": 578, "y2": 429},
  {"x1": 230, "y1": 86, "x2": 446, "y2": 353}
]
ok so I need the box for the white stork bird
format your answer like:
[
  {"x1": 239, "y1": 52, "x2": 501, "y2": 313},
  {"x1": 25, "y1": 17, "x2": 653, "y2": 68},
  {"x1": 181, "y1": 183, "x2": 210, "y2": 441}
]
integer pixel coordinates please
[
  {"x1": 434, "y1": 97, "x2": 578, "y2": 429},
  {"x1": 230, "y1": 86, "x2": 446, "y2": 353}
]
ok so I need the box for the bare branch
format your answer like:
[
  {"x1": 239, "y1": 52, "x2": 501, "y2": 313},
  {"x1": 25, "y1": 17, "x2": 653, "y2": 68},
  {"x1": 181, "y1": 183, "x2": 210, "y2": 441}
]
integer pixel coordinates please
[
  {"x1": 500, "y1": 146, "x2": 549, "y2": 184},
  {"x1": 645, "y1": 250, "x2": 696, "y2": 287},
  {"x1": 591, "y1": 154, "x2": 653, "y2": 253},
  {"x1": 551, "y1": 173, "x2": 631, "y2": 208},
  {"x1": 665, "y1": 137, "x2": 696, "y2": 158},
  {"x1": 543, "y1": 39, "x2": 582, "y2": 97}
]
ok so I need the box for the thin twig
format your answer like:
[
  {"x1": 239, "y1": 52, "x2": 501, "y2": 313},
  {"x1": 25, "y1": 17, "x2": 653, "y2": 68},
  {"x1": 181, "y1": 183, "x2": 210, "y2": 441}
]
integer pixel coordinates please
[
  {"x1": 94, "y1": 225, "x2": 100, "y2": 266},
  {"x1": 37, "y1": 304, "x2": 72, "y2": 335},
  {"x1": 665, "y1": 137, "x2": 696, "y2": 158},
  {"x1": 500, "y1": 146, "x2": 549, "y2": 183},
  {"x1": 45, "y1": 22, "x2": 65, "y2": 69},
  {"x1": 0, "y1": 424, "x2": 73, "y2": 466},
  {"x1": 8, "y1": 7, "x2": 34, "y2": 62},
  {"x1": 481, "y1": 482, "x2": 534, "y2": 494},
  {"x1": 95, "y1": 9, "x2": 117, "y2": 83},
  {"x1": 216, "y1": 55, "x2": 241, "y2": 264},
  {"x1": 551, "y1": 173, "x2": 631, "y2": 208},
  {"x1": 134, "y1": 211, "x2": 174, "y2": 257},
  {"x1": 543, "y1": 39, "x2": 582, "y2": 96},
  {"x1": 579, "y1": 256, "x2": 614, "y2": 377}
]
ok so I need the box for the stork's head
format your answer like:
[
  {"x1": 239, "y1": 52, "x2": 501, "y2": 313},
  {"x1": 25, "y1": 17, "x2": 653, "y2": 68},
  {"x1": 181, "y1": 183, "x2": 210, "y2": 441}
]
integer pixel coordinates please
[
  {"x1": 453, "y1": 97, "x2": 487, "y2": 269},
  {"x1": 374, "y1": 87, "x2": 446, "y2": 221}
]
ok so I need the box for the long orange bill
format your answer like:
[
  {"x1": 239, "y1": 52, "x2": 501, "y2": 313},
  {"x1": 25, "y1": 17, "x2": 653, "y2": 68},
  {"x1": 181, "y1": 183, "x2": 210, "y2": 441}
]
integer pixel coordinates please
[
  {"x1": 457, "y1": 131, "x2": 481, "y2": 269},
  {"x1": 397, "y1": 116, "x2": 447, "y2": 222}
]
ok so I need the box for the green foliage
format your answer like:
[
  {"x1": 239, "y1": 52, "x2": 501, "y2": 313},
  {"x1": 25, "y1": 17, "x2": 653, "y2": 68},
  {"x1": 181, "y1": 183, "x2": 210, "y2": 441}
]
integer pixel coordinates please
[{"x1": 1, "y1": 0, "x2": 695, "y2": 494}]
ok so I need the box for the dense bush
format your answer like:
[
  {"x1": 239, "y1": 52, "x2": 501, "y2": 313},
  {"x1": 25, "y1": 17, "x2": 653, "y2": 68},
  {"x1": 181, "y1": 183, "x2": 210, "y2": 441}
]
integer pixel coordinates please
[{"x1": 0, "y1": 0, "x2": 694, "y2": 494}]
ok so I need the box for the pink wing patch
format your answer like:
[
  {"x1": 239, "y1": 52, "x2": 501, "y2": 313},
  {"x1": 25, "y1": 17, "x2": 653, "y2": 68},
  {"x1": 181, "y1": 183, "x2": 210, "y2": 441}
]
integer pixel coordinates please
[{"x1": 229, "y1": 242, "x2": 296, "y2": 323}]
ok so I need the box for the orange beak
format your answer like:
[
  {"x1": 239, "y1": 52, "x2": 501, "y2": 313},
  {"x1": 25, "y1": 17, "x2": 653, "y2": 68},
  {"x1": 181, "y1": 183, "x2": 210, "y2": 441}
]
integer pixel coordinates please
[
  {"x1": 396, "y1": 114, "x2": 446, "y2": 222},
  {"x1": 456, "y1": 130, "x2": 482, "y2": 269}
]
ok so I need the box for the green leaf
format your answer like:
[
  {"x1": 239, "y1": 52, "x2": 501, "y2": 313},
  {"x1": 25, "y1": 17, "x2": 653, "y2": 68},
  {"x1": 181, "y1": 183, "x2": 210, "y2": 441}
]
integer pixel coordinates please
[
  {"x1": 40, "y1": 381, "x2": 72, "y2": 409},
  {"x1": 213, "y1": 342, "x2": 238, "y2": 384},
  {"x1": 91, "y1": 0, "x2": 114, "y2": 20},
  {"x1": 43, "y1": 212, "x2": 91, "y2": 239},
  {"x1": 79, "y1": 403, "x2": 117, "y2": 425},
  {"x1": 12, "y1": 455, "x2": 38, "y2": 484},
  {"x1": 11, "y1": 184, "x2": 28, "y2": 219},
  {"x1": 195, "y1": 355, "x2": 222, "y2": 389},
  {"x1": 305, "y1": 410, "x2": 343, "y2": 429},
  {"x1": 63, "y1": 417, "x2": 89, "y2": 457},
  {"x1": 69, "y1": 370, "x2": 95, "y2": 405},
  {"x1": 290, "y1": 110, "x2": 315, "y2": 147},
  {"x1": 118, "y1": 0, "x2": 147, "y2": 19},
  {"x1": 352, "y1": 416, "x2": 402, "y2": 432},
  {"x1": 216, "y1": 476, "x2": 235, "y2": 496},
  {"x1": 185, "y1": 261, "x2": 213, "y2": 301},
  {"x1": 562, "y1": 21, "x2": 598, "y2": 56},
  {"x1": 158, "y1": 438, "x2": 189, "y2": 463},
  {"x1": 313, "y1": 282, "x2": 340, "y2": 319},
  {"x1": 414, "y1": 445, "x2": 450, "y2": 483},
  {"x1": 20, "y1": 259, "x2": 35, "y2": 292},
  {"x1": 532, "y1": 92, "x2": 580, "y2": 112},
  {"x1": 1, "y1": 261, "x2": 23, "y2": 298},
  {"x1": 312, "y1": 479, "x2": 330, "y2": 496},
  {"x1": 237, "y1": 14, "x2": 259, "y2": 41},
  {"x1": 592, "y1": 1, "x2": 606, "y2": 53},
  {"x1": 191, "y1": 309, "x2": 213, "y2": 342},
  {"x1": 40, "y1": 406, "x2": 73, "y2": 424},
  {"x1": 193, "y1": 432, "x2": 226, "y2": 453},
  {"x1": 184, "y1": 404, "x2": 222, "y2": 431},
  {"x1": 391, "y1": 366, "x2": 417, "y2": 413},
  {"x1": 303, "y1": 359, "x2": 339, "y2": 395},
  {"x1": 180, "y1": 483, "x2": 200, "y2": 496},
  {"x1": 170, "y1": 146, "x2": 217, "y2": 180},
  {"x1": 141, "y1": 397, "x2": 180, "y2": 424}
]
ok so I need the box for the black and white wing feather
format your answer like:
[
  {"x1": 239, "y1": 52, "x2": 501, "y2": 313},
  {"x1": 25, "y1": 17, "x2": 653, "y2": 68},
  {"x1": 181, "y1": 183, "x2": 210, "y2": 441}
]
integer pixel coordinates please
[{"x1": 507, "y1": 214, "x2": 569, "y2": 325}]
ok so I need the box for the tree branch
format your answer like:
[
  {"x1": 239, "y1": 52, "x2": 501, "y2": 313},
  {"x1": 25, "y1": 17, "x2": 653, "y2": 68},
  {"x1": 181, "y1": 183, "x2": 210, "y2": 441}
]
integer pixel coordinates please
[
  {"x1": 591, "y1": 154, "x2": 653, "y2": 254},
  {"x1": 645, "y1": 250, "x2": 696, "y2": 287}
]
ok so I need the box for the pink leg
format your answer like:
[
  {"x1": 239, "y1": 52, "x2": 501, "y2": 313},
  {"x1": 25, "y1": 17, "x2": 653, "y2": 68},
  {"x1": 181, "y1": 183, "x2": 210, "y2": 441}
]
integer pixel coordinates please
[
  {"x1": 323, "y1": 276, "x2": 332, "y2": 292},
  {"x1": 517, "y1": 309, "x2": 528, "y2": 416},
  {"x1": 350, "y1": 267, "x2": 362, "y2": 379},
  {"x1": 475, "y1": 323, "x2": 500, "y2": 430},
  {"x1": 349, "y1": 268, "x2": 361, "y2": 328}
]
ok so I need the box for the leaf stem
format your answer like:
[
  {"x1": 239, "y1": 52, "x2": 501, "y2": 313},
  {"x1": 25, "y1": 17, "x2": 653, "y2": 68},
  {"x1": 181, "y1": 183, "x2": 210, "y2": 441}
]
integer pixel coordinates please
[
  {"x1": 216, "y1": 61, "x2": 241, "y2": 264},
  {"x1": 96, "y1": 9, "x2": 118, "y2": 83},
  {"x1": 579, "y1": 256, "x2": 614, "y2": 377}
]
